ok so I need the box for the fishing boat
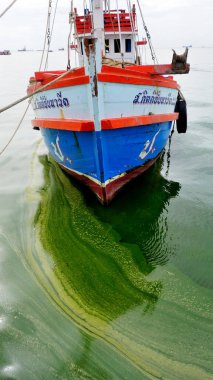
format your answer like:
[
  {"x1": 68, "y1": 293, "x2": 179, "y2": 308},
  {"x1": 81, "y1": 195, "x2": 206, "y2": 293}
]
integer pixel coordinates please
[
  {"x1": 18, "y1": 46, "x2": 27, "y2": 52},
  {"x1": 0, "y1": 50, "x2": 11, "y2": 55},
  {"x1": 27, "y1": 1, "x2": 190, "y2": 204}
]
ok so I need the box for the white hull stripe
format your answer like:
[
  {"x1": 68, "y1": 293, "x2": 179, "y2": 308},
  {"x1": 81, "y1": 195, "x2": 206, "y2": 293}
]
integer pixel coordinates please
[{"x1": 59, "y1": 163, "x2": 127, "y2": 187}]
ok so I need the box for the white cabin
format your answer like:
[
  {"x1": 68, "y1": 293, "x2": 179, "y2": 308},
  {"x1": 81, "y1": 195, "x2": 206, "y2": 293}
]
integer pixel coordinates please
[{"x1": 71, "y1": 3, "x2": 141, "y2": 66}]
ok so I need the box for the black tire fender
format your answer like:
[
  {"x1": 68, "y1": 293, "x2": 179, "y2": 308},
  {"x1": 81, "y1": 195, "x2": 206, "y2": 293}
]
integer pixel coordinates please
[{"x1": 175, "y1": 98, "x2": 187, "y2": 133}]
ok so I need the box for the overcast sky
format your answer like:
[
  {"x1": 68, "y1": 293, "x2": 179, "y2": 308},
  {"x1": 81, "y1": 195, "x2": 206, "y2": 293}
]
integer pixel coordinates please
[{"x1": 0, "y1": 0, "x2": 212, "y2": 51}]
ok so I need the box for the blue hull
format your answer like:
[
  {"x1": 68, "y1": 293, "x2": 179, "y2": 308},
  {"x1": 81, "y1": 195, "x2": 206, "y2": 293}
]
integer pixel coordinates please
[{"x1": 40, "y1": 121, "x2": 172, "y2": 202}]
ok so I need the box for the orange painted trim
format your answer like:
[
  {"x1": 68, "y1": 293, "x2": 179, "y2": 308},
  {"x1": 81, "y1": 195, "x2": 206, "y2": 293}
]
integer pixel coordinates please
[
  {"x1": 28, "y1": 68, "x2": 89, "y2": 95},
  {"x1": 102, "y1": 64, "x2": 173, "y2": 79},
  {"x1": 32, "y1": 118, "x2": 95, "y2": 132},
  {"x1": 126, "y1": 64, "x2": 190, "y2": 76},
  {"x1": 28, "y1": 76, "x2": 90, "y2": 95},
  {"x1": 34, "y1": 67, "x2": 85, "y2": 81},
  {"x1": 101, "y1": 113, "x2": 179, "y2": 130},
  {"x1": 98, "y1": 73, "x2": 179, "y2": 89},
  {"x1": 41, "y1": 76, "x2": 90, "y2": 90},
  {"x1": 126, "y1": 64, "x2": 174, "y2": 75},
  {"x1": 100, "y1": 65, "x2": 179, "y2": 88},
  {"x1": 32, "y1": 113, "x2": 178, "y2": 132}
]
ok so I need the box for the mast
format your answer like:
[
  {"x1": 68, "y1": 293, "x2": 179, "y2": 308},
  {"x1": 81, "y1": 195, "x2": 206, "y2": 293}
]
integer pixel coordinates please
[
  {"x1": 83, "y1": 0, "x2": 104, "y2": 134},
  {"x1": 92, "y1": 0, "x2": 104, "y2": 59}
]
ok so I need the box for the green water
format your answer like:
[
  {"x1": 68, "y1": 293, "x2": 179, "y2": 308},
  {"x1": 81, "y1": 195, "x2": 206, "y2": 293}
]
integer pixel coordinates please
[{"x1": 0, "y1": 49, "x2": 212, "y2": 379}]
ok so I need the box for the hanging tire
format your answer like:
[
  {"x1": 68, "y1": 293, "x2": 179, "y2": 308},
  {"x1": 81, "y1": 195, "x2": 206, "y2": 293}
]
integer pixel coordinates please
[{"x1": 175, "y1": 98, "x2": 187, "y2": 133}]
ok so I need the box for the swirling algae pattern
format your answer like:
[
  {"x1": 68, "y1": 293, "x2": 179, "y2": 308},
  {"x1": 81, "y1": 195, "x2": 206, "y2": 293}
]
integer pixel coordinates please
[
  {"x1": 7, "y1": 145, "x2": 211, "y2": 380},
  {"x1": 26, "y1": 155, "x2": 162, "y2": 378}
]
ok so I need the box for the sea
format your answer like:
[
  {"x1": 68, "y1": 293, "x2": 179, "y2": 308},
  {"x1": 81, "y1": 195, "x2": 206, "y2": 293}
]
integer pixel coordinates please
[{"x1": 0, "y1": 48, "x2": 212, "y2": 380}]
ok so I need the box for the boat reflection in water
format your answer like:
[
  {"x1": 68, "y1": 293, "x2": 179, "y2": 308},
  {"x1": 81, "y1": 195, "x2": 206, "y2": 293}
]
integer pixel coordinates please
[
  {"x1": 86, "y1": 149, "x2": 181, "y2": 268},
  {"x1": 27, "y1": 147, "x2": 180, "y2": 376}
]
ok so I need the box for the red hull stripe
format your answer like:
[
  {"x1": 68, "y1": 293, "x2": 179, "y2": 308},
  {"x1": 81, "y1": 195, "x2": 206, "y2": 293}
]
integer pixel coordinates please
[
  {"x1": 101, "y1": 113, "x2": 179, "y2": 130},
  {"x1": 34, "y1": 67, "x2": 85, "y2": 81},
  {"x1": 126, "y1": 64, "x2": 175, "y2": 75},
  {"x1": 28, "y1": 76, "x2": 90, "y2": 94},
  {"x1": 27, "y1": 66, "x2": 179, "y2": 95},
  {"x1": 101, "y1": 65, "x2": 174, "y2": 79},
  {"x1": 32, "y1": 113, "x2": 178, "y2": 131},
  {"x1": 32, "y1": 118, "x2": 95, "y2": 131},
  {"x1": 103, "y1": 155, "x2": 160, "y2": 204},
  {"x1": 59, "y1": 154, "x2": 160, "y2": 204},
  {"x1": 27, "y1": 68, "x2": 89, "y2": 95}
]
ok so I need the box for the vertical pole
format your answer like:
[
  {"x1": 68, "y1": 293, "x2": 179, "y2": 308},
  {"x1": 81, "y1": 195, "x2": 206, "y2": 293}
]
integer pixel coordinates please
[
  {"x1": 115, "y1": 0, "x2": 124, "y2": 65},
  {"x1": 82, "y1": 1, "x2": 105, "y2": 188},
  {"x1": 83, "y1": 0, "x2": 105, "y2": 131},
  {"x1": 92, "y1": 0, "x2": 104, "y2": 38},
  {"x1": 92, "y1": 0, "x2": 104, "y2": 71}
]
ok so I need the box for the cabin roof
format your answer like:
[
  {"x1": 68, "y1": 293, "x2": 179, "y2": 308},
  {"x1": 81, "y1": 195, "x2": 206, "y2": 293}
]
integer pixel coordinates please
[{"x1": 75, "y1": 11, "x2": 137, "y2": 35}]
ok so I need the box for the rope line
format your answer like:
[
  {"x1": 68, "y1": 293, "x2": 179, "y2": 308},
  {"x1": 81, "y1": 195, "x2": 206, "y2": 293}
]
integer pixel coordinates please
[
  {"x1": 0, "y1": 0, "x2": 17, "y2": 18},
  {"x1": 67, "y1": 0, "x2": 74, "y2": 69},
  {"x1": 0, "y1": 69, "x2": 72, "y2": 115},
  {"x1": 0, "y1": 0, "x2": 64, "y2": 156},
  {"x1": 136, "y1": 0, "x2": 158, "y2": 64},
  {"x1": 0, "y1": 69, "x2": 73, "y2": 156},
  {"x1": 44, "y1": 0, "x2": 58, "y2": 70},
  {"x1": 39, "y1": 0, "x2": 52, "y2": 71},
  {"x1": 0, "y1": 102, "x2": 31, "y2": 156}
]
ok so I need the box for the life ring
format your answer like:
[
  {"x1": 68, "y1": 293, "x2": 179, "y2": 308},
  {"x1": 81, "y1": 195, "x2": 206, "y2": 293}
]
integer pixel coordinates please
[{"x1": 175, "y1": 95, "x2": 187, "y2": 133}]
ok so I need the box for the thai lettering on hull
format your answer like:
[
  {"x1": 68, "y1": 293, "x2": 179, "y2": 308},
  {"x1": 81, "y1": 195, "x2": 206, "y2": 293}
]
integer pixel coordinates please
[
  {"x1": 133, "y1": 90, "x2": 176, "y2": 106},
  {"x1": 33, "y1": 91, "x2": 70, "y2": 110}
]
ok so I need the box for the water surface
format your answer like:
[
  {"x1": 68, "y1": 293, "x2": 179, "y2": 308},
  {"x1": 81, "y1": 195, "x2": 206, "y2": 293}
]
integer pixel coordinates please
[{"x1": 0, "y1": 48, "x2": 212, "y2": 379}]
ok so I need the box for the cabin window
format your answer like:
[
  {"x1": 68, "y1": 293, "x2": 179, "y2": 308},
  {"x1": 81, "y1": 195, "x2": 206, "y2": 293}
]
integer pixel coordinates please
[
  {"x1": 114, "y1": 39, "x2": 121, "y2": 53},
  {"x1": 125, "y1": 39, "x2": 132, "y2": 52},
  {"x1": 105, "y1": 39, "x2": 110, "y2": 54}
]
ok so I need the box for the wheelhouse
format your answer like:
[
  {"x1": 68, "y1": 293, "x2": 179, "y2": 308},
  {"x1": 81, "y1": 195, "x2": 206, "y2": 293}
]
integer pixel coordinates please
[{"x1": 71, "y1": 4, "x2": 141, "y2": 65}]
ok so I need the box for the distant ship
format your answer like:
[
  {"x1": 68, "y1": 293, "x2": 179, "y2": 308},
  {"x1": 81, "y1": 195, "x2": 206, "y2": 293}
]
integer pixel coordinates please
[
  {"x1": 58, "y1": 48, "x2": 64, "y2": 51},
  {"x1": 0, "y1": 50, "x2": 11, "y2": 55},
  {"x1": 18, "y1": 46, "x2": 27, "y2": 52}
]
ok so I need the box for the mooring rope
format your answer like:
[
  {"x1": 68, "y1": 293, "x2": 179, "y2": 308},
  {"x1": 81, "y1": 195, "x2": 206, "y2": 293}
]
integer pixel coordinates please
[
  {"x1": 0, "y1": 0, "x2": 18, "y2": 18},
  {"x1": 0, "y1": 69, "x2": 72, "y2": 156},
  {"x1": 136, "y1": 0, "x2": 158, "y2": 64},
  {"x1": 0, "y1": 69, "x2": 72, "y2": 115},
  {"x1": 0, "y1": 0, "x2": 69, "y2": 156},
  {"x1": 44, "y1": 0, "x2": 59, "y2": 70},
  {"x1": 0, "y1": 102, "x2": 31, "y2": 156},
  {"x1": 39, "y1": 0, "x2": 52, "y2": 71}
]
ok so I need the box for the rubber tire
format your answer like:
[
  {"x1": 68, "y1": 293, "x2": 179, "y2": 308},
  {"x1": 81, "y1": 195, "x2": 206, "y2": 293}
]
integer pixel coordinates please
[{"x1": 175, "y1": 99, "x2": 187, "y2": 133}]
